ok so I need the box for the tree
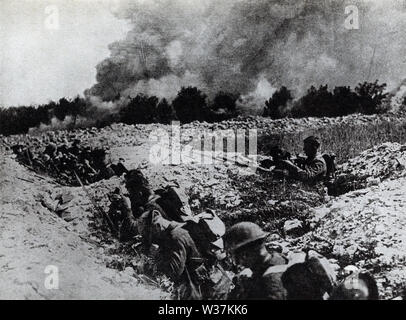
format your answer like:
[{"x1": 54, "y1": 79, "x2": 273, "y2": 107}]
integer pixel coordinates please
[
  {"x1": 119, "y1": 94, "x2": 159, "y2": 124},
  {"x1": 263, "y1": 86, "x2": 292, "y2": 119},
  {"x1": 402, "y1": 96, "x2": 406, "y2": 112},
  {"x1": 156, "y1": 98, "x2": 175, "y2": 124},
  {"x1": 69, "y1": 96, "x2": 87, "y2": 127},
  {"x1": 332, "y1": 86, "x2": 359, "y2": 116},
  {"x1": 206, "y1": 91, "x2": 239, "y2": 122},
  {"x1": 172, "y1": 87, "x2": 207, "y2": 123},
  {"x1": 211, "y1": 91, "x2": 238, "y2": 113},
  {"x1": 54, "y1": 98, "x2": 71, "y2": 121},
  {"x1": 355, "y1": 80, "x2": 389, "y2": 115},
  {"x1": 292, "y1": 85, "x2": 339, "y2": 118}
]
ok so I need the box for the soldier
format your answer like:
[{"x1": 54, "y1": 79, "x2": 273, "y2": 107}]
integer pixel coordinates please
[
  {"x1": 110, "y1": 158, "x2": 129, "y2": 177},
  {"x1": 97, "y1": 151, "x2": 116, "y2": 180},
  {"x1": 137, "y1": 208, "x2": 228, "y2": 300},
  {"x1": 281, "y1": 136, "x2": 327, "y2": 183},
  {"x1": 110, "y1": 169, "x2": 196, "y2": 240},
  {"x1": 329, "y1": 271, "x2": 379, "y2": 300},
  {"x1": 223, "y1": 222, "x2": 288, "y2": 300},
  {"x1": 281, "y1": 250, "x2": 337, "y2": 300},
  {"x1": 110, "y1": 169, "x2": 227, "y2": 299},
  {"x1": 108, "y1": 169, "x2": 177, "y2": 241}
]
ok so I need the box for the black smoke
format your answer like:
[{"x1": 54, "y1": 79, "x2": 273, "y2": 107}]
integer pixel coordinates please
[{"x1": 87, "y1": 0, "x2": 405, "y2": 113}]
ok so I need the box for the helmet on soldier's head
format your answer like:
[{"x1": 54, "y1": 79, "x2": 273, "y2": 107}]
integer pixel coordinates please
[
  {"x1": 125, "y1": 169, "x2": 150, "y2": 188},
  {"x1": 303, "y1": 136, "x2": 320, "y2": 148},
  {"x1": 223, "y1": 222, "x2": 269, "y2": 252}
]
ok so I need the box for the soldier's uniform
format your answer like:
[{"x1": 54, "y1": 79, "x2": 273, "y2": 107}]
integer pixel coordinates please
[
  {"x1": 156, "y1": 223, "x2": 208, "y2": 299},
  {"x1": 281, "y1": 251, "x2": 336, "y2": 300},
  {"x1": 98, "y1": 164, "x2": 116, "y2": 180},
  {"x1": 110, "y1": 170, "x2": 226, "y2": 299},
  {"x1": 115, "y1": 195, "x2": 171, "y2": 241},
  {"x1": 136, "y1": 208, "x2": 218, "y2": 300},
  {"x1": 294, "y1": 154, "x2": 327, "y2": 183},
  {"x1": 109, "y1": 193, "x2": 222, "y2": 299},
  {"x1": 229, "y1": 255, "x2": 288, "y2": 300},
  {"x1": 284, "y1": 136, "x2": 328, "y2": 184}
]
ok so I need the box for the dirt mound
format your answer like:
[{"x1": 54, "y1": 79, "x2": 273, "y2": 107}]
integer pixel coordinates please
[
  {"x1": 301, "y1": 176, "x2": 406, "y2": 299},
  {"x1": 326, "y1": 142, "x2": 406, "y2": 196},
  {"x1": 278, "y1": 142, "x2": 406, "y2": 299},
  {"x1": 0, "y1": 154, "x2": 168, "y2": 299},
  {"x1": 339, "y1": 142, "x2": 406, "y2": 181}
]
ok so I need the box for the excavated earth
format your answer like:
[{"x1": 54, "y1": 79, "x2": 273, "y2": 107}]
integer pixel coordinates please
[
  {"x1": 0, "y1": 155, "x2": 167, "y2": 299},
  {"x1": 1, "y1": 114, "x2": 406, "y2": 299}
]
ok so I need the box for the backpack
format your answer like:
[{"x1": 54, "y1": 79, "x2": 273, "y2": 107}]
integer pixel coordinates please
[
  {"x1": 322, "y1": 153, "x2": 337, "y2": 180},
  {"x1": 282, "y1": 251, "x2": 336, "y2": 300},
  {"x1": 196, "y1": 210, "x2": 225, "y2": 245},
  {"x1": 185, "y1": 210, "x2": 226, "y2": 253},
  {"x1": 153, "y1": 186, "x2": 226, "y2": 251}
]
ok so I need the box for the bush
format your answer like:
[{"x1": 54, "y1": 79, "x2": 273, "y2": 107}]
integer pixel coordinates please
[
  {"x1": 172, "y1": 87, "x2": 208, "y2": 123},
  {"x1": 263, "y1": 86, "x2": 292, "y2": 119}
]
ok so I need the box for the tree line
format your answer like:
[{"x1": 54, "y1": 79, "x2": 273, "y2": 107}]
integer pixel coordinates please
[
  {"x1": 0, "y1": 81, "x2": 396, "y2": 136},
  {"x1": 263, "y1": 80, "x2": 391, "y2": 119}
]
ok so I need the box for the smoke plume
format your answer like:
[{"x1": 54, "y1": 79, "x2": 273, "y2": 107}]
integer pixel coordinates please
[{"x1": 87, "y1": 0, "x2": 406, "y2": 113}]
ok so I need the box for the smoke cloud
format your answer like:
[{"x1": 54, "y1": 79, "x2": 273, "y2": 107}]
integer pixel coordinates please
[{"x1": 87, "y1": 0, "x2": 406, "y2": 113}]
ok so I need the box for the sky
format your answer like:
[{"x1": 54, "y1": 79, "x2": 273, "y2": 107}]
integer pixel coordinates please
[
  {"x1": 0, "y1": 0, "x2": 130, "y2": 106},
  {"x1": 0, "y1": 0, "x2": 405, "y2": 109}
]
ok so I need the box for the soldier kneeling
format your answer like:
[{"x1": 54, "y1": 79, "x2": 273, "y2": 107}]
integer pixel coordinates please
[{"x1": 108, "y1": 169, "x2": 229, "y2": 299}]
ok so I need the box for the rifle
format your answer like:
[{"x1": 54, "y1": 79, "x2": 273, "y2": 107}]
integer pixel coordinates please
[
  {"x1": 73, "y1": 170, "x2": 118, "y2": 236},
  {"x1": 268, "y1": 146, "x2": 309, "y2": 169},
  {"x1": 269, "y1": 145, "x2": 292, "y2": 163}
]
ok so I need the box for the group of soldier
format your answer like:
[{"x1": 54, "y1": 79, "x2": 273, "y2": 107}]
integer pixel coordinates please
[
  {"x1": 8, "y1": 133, "x2": 378, "y2": 299},
  {"x1": 106, "y1": 135, "x2": 379, "y2": 300},
  {"x1": 11, "y1": 137, "x2": 121, "y2": 185}
]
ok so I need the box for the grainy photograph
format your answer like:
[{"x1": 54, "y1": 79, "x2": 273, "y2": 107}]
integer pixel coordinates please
[{"x1": 0, "y1": 0, "x2": 405, "y2": 302}]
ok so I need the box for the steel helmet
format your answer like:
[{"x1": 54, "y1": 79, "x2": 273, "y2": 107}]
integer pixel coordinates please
[
  {"x1": 223, "y1": 222, "x2": 269, "y2": 252},
  {"x1": 125, "y1": 169, "x2": 150, "y2": 189},
  {"x1": 303, "y1": 136, "x2": 321, "y2": 148}
]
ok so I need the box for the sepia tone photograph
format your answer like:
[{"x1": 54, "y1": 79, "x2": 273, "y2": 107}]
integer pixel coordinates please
[{"x1": 0, "y1": 0, "x2": 405, "y2": 303}]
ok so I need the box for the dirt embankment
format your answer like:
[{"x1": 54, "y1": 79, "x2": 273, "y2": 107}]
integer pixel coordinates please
[{"x1": 0, "y1": 153, "x2": 168, "y2": 299}]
